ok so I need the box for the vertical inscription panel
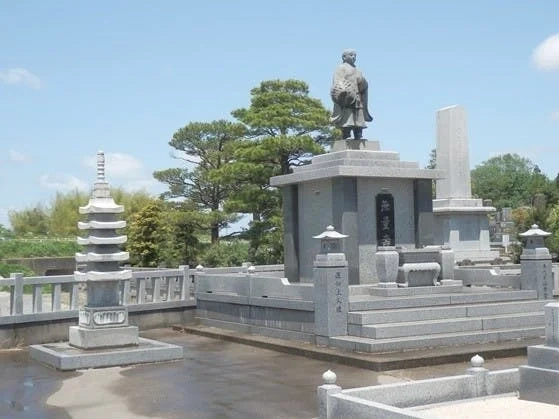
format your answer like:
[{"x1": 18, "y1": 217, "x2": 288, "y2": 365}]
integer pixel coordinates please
[{"x1": 376, "y1": 193, "x2": 395, "y2": 246}]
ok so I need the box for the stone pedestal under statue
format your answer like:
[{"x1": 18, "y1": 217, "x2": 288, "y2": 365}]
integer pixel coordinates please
[{"x1": 271, "y1": 140, "x2": 443, "y2": 285}]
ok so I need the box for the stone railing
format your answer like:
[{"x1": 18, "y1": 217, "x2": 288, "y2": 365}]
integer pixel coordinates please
[
  {"x1": 318, "y1": 356, "x2": 519, "y2": 419},
  {"x1": 455, "y1": 266, "x2": 521, "y2": 288},
  {"x1": 0, "y1": 266, "x2": 191, "y2": 317},
  {"x1": 194, "y1": 267, "x2": 313, "y2": 310}
]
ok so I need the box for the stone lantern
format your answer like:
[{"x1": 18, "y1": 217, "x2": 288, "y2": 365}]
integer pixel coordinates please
[
  {"x1": 519, "y1": 224, "x2": 554, "y2": 299},
  {"x1": 312, "y1": 226, "x2": 349, "y2": 344},
  {"x1": 313, "y1": 225, "x2": 348, "y2": 265}
]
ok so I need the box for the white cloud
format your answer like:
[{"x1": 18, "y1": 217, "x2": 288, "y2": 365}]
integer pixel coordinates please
[
  {"x1": 532, "y1": 33, "x2": 559, "y2": 71},
  {"x1": 551, "y1": 110, "x2": 559, "y2": 122},
  {"x1": 39, "y1": 174, "x2": 88, "y2": 192},
  {"x1": 0, "y1": 68, "x2": 42, "y2": 89},
  {"x1": 83, "y1": 152, "x2": 143, "y2": 179},
  {"x1": 8, "y1": 148, "x2": 30, "y2": 162}
]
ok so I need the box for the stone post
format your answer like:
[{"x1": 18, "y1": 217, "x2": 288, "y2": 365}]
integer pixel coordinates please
[
  {"x1": 313, "y1": 226, "x2": 349, "y2": 346},
  {"x1": 9, "y1": 273, "x2": 24, "y2": 315},
  {"x1": 374, "y1": 246, "x2": 398, "y2": 288},
  {"x1": 519, "y1": 302, "x2": 559, "y2": 404},
  {"x1": 317, "y1": 370, "x2": 342, "y2": 419},
  {"x1": 544, "y1": 302, "x2": 559, "y2": 346},
  {"x1": 467, "y1": 354, "x2": 488, "y2": 397},
  {"x1": 438, "y1": 246, "x2": 461, "y2": 285},
  {"x1": 519, "y1": 224, "x2": 553, "y2": 300}
]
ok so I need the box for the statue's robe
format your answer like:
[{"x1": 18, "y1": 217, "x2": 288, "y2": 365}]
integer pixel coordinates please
[{"x1": 330, "y1": 62, "x2": 372, "y2": 128}]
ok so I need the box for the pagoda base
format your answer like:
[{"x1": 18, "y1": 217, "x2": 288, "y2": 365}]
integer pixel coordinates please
[
  {"x1": 30, "y1": 337, "x2": 183, "y2": 371},
  {"x1": 69, "y1": 325, "x2": 139, "y2": 349}
]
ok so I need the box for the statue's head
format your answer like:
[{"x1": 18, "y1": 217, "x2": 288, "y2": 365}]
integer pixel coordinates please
[{"x1": 342, "y1": 49, "x2": 357, "y2": 65}]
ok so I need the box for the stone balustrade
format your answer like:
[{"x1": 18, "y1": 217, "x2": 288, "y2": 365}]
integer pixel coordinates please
[{"x1": 0, "y1": 266, "x2": 191, "y2": 317}]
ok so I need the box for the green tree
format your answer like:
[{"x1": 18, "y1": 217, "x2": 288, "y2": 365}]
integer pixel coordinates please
[
  {"x1": 0, "y1": 224, "x2": 14, "y2": 240},
  {"x1": 154, "y1": 120, "x2": 245, "y2": 243},
  {"x1": 127, "y1": 200, "x2": 202, "y2": 267},
  {"x1": 127, "y1": 201, "x2": 167, "y2": 267},
  {"x1": 49, "y1": 190, "x2": 88, "y2": 236},
  {"x1": 9, "y1": 189, "x2": 156, "y2": 239},
  {"x1": 9, "y1": 205, "x2": 50, "y2": 236},
  {"x1": 471, "y1": 154, "x2": 537, "y2": 209},
  {"x1": 426, "y1": 148, "x2": 437, "y2": 169},
  {"x1": 217, "y1": 79, "x2": 332, "y2": 263},
  {"x1": 547, "y1": 204, "x2": 559, "y2": 255}
]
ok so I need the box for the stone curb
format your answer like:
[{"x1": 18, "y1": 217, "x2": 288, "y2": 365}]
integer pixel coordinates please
[{"x1": 172, "y1": 324, "x2": 542, "y2": 371}]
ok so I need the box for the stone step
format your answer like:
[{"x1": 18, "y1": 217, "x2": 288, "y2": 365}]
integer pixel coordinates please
[
  {"x1": 349, "y1": 284, "x2": 463, "y2": 297},
  {"x1": 350, "y1": 312, "x2": 545, "y2": 339},
  {"x1": 348, "y1": 300, "x2": 549, "y2": 325},
  {"x1": 349, "y1": 290, "x2": 538, "y2": 311},
  {"x1": 330, "y1": 326, "x2": 545, "y2": 353}
]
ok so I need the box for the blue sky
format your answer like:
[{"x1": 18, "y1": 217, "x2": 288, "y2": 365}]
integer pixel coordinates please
[{"x1": 1, "y1": 1, "x2": 558, "y2": 228}]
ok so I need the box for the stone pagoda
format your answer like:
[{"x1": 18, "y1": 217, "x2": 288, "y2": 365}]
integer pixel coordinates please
[
  {"x1": 71, "y1": 151, "x2": 137, "y2": 348},
  {"x1": 30, "y1": 151, "x2": 183, "y2": 370}
]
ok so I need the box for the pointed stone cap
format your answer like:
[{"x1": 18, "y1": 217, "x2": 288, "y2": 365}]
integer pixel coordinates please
[
  {"x1": 313, "y1": 225, "x2": 348, "y2": 239},
  {"x1": 79, "y1": 150, "x2": 124, "y2": 214},
  {"x1": 519, "y1": 224, "x2": 551, "y2": 238}
]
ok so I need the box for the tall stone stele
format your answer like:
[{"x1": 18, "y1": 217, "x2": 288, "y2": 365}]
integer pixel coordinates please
[
  {"x1": 70, "y1": 151, "x2": 138, "y2": 349},
  {"x1": 432, "y1": 105, "x2": 499, "y2": 262}
]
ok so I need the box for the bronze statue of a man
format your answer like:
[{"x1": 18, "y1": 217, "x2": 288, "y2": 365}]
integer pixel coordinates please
[{"x1": 330, "y1": 49, "x2": 373, "y2": 140}]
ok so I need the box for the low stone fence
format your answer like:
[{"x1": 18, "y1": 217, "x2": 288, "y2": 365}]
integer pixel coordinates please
[
  {"x1": 318, "y1": 357, "x2": 519, "y2": 418},
  {"x1": 0, "y1": 266, "x2": 195, "y2": 348},
  {"x1": 455, "y1": 263, "x2": 559, "y2": 294},
  {"x1": 194, "y1": 268, "x2": 315, "y2": 342},
  {"x1": 455, "y1": 266, "x2": 521, "y2": 288}
]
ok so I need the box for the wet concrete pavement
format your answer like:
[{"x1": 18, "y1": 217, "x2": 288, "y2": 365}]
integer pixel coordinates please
[{"x1": 0, "y1": 328, "x2": 528, "y2": 419}]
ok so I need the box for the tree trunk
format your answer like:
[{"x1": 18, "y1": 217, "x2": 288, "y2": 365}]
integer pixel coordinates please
[{"x1": 211, "y1": 224, "x2": 219, "y2": 244}]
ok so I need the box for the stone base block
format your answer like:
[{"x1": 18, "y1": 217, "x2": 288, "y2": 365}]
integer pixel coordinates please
[
  {"x1": 29, "y1": 337, "x2": 183, "y2": 371},
  {"x1": 441, "y1": 279, "x2": 463, "y2": 287},
  {"x1": 519, "y1": 365, "x2": 559, "y2": 405},
  {"x1": 525, "y1": 345, "x2": 559, "y2": 370},
  {"x1": 376, "y1": 282, "x2": 398, "y2": 288},
  {"x1": 69, "y1": 325, "x2": 139, "y2": 349},
  {"x1": 454, "y1": 249, "x2": 500, "y2": 262}
]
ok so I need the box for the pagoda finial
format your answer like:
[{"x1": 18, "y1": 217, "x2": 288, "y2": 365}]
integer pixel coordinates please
[{"x1": 97, "y1": 150, "x2": 105, "y2": 181}]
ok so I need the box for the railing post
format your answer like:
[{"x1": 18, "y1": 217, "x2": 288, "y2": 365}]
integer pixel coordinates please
[
  {"x1": 153, "y1": 275, "x2": 162, "y2": 302},
  {"x1": 194, "y1": 265, "x2": 204, "y2": 296},
  {"x1": 138, "y1": 278, "x2": 146, "y2": 304},
  {"x1": 166, "y1": 276, "x2": 174, "y2": 301},
  {"x1": 10, "y1": 273, "x2": 24, "y2": 315},
  {"x1": 33, "y1": 284, "x2": 43, "y2": 313},
  {"x1": 52, "y1": 283, "x2": 62, "y2": 311},
  {"x1": 70, "y1": 282, "x2": 80, "y2": 310},
  {"x1": 122, "y1": 278, "x2": 131, "y2": 305},
  {"x1": 317, "y1": 370, "x2": 342, "y2": 419},
  {"x1": 179, "y1": 265, "x2": 189, "y2": 300}
]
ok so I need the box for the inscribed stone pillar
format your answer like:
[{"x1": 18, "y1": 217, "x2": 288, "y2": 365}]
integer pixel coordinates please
[
  {"x1": 436, "y1": 105, "x2": 471, "y2": 199},
  {"x1": 313, "y1": 226, "x2": 349, "y2": 346}
]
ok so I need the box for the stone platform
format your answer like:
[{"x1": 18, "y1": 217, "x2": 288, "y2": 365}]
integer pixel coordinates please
[{"x1": 29, "y1": 337, "x2": 183, "y2": 370}]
